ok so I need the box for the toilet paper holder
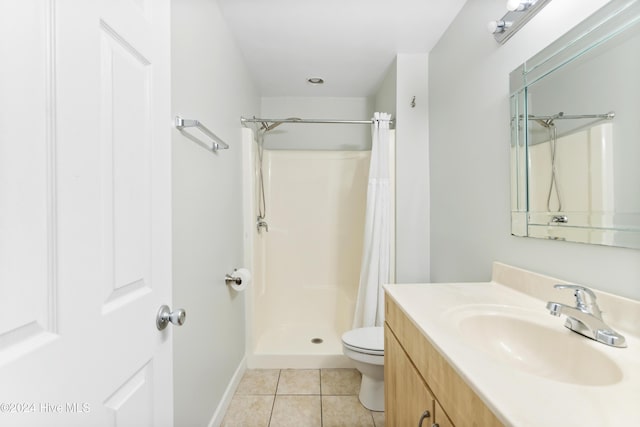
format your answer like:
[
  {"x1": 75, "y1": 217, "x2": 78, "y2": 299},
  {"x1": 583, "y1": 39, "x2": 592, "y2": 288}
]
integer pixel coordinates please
[
  {"x1": 224, "y1": 268, "x2": 251, "y2": 292},
  {"x1": 225, "y1": 269, "x2": 243, "y2": 286}
]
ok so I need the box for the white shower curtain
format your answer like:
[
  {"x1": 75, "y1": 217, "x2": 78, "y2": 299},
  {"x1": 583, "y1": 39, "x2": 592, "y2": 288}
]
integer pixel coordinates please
[{"x1": 352, "y1": 112, "x2": 392, "y2": 329}]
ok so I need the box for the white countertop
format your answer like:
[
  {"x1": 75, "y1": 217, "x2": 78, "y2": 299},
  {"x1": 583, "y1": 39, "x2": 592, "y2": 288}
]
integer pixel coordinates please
[{"x1": 384, "y1": 263, "x2": 640, "y2": 427}]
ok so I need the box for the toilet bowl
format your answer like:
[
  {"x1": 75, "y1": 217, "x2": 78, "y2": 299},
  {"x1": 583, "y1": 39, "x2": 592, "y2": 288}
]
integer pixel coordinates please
[{"x1": 341, "y1": 326, "x2": 384, "y2": 411}]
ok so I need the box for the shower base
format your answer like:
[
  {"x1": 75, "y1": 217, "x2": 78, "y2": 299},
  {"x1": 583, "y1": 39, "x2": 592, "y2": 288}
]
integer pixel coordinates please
[{"x1": 248, "y1": 322, "x2": 353, "y2": 369}]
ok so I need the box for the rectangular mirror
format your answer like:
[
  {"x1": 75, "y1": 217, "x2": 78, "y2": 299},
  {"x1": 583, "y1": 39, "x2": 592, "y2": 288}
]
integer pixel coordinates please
[{"x1": 510, "y1": 0, "x2": 640, "y2": 248}]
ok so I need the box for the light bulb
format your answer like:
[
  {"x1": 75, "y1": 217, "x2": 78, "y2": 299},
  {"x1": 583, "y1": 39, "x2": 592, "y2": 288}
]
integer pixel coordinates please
[{"x1": 507, "y1": 0, "x2": 535, "y2": 12}]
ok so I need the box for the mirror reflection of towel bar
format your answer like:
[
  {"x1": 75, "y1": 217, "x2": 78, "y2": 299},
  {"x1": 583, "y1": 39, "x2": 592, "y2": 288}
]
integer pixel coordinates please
[{"x1": 175, "y1": 116, "x2": 229, "y2": 151}]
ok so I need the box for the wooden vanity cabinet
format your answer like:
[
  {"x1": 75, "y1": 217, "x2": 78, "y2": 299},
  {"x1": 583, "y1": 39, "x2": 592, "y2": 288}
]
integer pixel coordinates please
[
  {"x1": 384, "y1": 296, "x2": 503, "y2": 427},
  {"x1": 384, "y1": 323, "x2": 434, "y2": 426},
  {"x1": 434, "y1": 401, "x2": 454, "y2": 427}
]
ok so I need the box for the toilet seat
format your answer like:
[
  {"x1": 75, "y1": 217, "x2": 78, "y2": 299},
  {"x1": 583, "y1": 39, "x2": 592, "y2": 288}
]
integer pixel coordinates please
[{"x1": 342, "y1": 327, "x2": 384, "y2": 356}]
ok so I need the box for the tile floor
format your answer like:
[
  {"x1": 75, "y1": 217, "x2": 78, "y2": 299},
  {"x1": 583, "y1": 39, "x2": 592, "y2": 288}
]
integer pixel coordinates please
[{"x1": 221, "y1": 368, "x2": 385, "y2": 427}]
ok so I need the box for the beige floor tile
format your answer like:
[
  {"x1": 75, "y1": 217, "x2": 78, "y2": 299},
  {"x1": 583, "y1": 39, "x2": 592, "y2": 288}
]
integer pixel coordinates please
[
  {"x1": 371, "y1": 410, "x2": 385, "y2": 427},
  {"x1": 322, "y1": 395, "x2": 375, "y2": 427},
  {"x1": 221, "y1": 395, "x2": 274, "y2": 427},
  {"x1": 320, "y1": 368, "x2": 361, "y2": 395},
  {"x1": 276, "y1": 369, "x2": 320, "y2": 395},
  {"x1": 221, "y1": 368, "x2": 384, "y2": 427},
  {"x1": 235, "y1": 369, "x2": 280, "y2": 395},
  {"x1": 269, "y1": 395, "x2": 321, "y2": 427}
]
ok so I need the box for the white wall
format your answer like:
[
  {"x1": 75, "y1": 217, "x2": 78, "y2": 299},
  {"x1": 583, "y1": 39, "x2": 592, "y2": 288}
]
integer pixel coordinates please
[
  {"x1": 380, "y1": 54, "x2": 431, "y2": 283},
  {"x1": 429, "y1": 0, "x2": 640, "y2": 300},
  {"x1": 396, "y1": 54, "x2": 430, "y2": 282},
  {"x1": 259, "y1": 97, "x2": 373, "y2": 150},
  {"x1": 171, "y1": 0, "x2": 259, "y2": 425},
  {"x1": 374, "y1": 58, "x2": 397, "y2": 114}
]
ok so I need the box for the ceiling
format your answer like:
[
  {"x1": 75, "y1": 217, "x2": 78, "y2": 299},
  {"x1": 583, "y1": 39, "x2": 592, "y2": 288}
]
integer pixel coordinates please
[{"x1": 216, "y1": 0, "x2": 467, "y2": 97}]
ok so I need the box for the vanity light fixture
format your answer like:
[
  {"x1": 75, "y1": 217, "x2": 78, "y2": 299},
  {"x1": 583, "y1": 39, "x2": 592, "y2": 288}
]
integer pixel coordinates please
[{"x1": 489, "y1": 0, "x2": 552, "y2": 44}]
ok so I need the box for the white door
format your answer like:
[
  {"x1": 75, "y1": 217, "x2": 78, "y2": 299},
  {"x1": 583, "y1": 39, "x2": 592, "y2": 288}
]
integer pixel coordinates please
[{"x1": 0, "y1": 1, "x2": 173, "y2": 426}]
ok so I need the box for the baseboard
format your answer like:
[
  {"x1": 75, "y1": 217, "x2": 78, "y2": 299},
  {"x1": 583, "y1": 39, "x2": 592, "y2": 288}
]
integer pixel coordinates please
[{"x1": 207, "y1": 356, "x2": 247, "y2": 427}]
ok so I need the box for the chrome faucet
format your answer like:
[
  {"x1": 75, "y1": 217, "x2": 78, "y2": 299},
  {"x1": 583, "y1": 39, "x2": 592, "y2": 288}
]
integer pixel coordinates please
[{"x1": 546, "y1": 284, "x2": 626, "y2": 348}]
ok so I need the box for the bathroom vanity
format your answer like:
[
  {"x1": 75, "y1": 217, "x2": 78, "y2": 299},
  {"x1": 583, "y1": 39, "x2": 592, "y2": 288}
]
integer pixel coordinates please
[{"x1": 383, "y1": 263, "x2": 640, "y2": 427}]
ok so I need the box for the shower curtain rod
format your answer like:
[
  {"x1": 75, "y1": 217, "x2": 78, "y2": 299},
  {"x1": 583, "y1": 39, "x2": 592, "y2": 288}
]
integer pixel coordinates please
[{"x1": 240, "y1": 116, "x2": 395, "y2": 126}]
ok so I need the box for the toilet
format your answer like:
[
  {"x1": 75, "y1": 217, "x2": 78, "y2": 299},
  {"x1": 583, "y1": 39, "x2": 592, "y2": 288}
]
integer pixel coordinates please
[{"x1": 341, "y1": 326, "x2": 384, "y2": 411}]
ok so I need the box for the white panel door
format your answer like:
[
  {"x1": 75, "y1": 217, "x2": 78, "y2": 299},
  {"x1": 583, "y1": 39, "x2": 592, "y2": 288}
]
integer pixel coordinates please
[{"x1": 0, "y1": 1, "x2": 173, "y2": 426}]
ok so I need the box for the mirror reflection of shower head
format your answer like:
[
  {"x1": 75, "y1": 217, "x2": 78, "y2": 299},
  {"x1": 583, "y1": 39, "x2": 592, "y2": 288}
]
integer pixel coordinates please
[
  {"x1": 536, "y1": 118, "x2": 554, "y2": 128},
  {"x1": 531, "y1": 111, "x2": 564, "y2": 128}
]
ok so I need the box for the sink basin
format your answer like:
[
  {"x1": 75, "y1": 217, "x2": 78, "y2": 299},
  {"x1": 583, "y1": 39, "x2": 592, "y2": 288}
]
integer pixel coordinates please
[{"x1": 451, "y1": 306, "x2": 623, "y2": 386}]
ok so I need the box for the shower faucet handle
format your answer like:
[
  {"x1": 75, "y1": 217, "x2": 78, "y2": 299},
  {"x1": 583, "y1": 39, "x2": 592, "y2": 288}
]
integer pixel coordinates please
[
  {"x1": 551, "y1": 215, "x2": 568, "y2": 223},
  {"x1": 257, "y1": 218, "x2": 269, "y2": 232}
]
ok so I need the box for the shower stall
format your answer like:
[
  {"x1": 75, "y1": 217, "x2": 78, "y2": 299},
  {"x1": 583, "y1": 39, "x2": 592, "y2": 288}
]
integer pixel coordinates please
[{"x1": 241, "y1": 119, "x2": 395, "y2": 368}]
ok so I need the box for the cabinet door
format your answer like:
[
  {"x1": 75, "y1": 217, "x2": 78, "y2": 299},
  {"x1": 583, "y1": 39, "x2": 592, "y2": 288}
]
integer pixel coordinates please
[
  {"x1": 434, "y1": 400, "x2": 455, "y2": 427},
  {"x1": 385, "y1": 323, "x2": 435, "y2": 427}
]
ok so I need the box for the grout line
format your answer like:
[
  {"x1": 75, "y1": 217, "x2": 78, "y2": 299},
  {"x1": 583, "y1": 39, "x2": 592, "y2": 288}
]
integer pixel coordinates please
[
  {"x1": 278, "y1": 393, "x2": 322, "y2": 396},
  {"x1": 318, "y1": 369, "x2": 323, "y2": 426},
  {"x1": 267, "y1": 369, "x2": 281, "y2": 427}
]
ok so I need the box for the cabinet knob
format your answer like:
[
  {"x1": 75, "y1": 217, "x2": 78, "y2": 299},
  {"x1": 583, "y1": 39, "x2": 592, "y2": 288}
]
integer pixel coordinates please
[{"x1": 418, "y1": 410, "x2": 431, "y2": 427}]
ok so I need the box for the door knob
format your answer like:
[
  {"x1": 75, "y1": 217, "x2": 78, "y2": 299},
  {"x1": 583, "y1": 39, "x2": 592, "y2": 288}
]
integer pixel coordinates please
[{"x1": 156, "y1": 305, "x2": 186, "y2": 330}]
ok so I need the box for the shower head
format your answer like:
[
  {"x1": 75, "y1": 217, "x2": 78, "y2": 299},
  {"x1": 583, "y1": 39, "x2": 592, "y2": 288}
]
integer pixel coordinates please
[
  {"x1": 261, "y1": 117, "x2": 302, "y2": 132},
  {"x1": 263, "y1": 121, "x2": 284, "y2": 132}
]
